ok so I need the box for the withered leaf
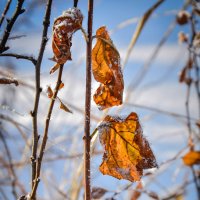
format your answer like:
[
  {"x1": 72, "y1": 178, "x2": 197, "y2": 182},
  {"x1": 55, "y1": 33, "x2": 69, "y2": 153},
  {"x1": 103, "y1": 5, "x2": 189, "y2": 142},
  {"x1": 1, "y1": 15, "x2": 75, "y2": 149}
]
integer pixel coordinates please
[
  {"x1": 182, "y1": 151, "x2": 200, "y2": 166},
  {"x1": 98, "y1": 112, "x2": 157, "y2": 182},
  {"x1": 51, "y1": 8, "x2": 83, "y2": 73},
  {"x1": 60, "y1": 102, "x2": 72, "y2": 113},
  {"x1": 92, "y1": 26, "x2": 124, "y2": 110},
  {"x1": 46, "y1": 86, "x2": 53, "y2": 98},
  {"x1": 58, "y1": 82, "x2": 64, "y2": 90},
  {"x1": 91, "y1": 187, "x2": 108, "y2": 199}
]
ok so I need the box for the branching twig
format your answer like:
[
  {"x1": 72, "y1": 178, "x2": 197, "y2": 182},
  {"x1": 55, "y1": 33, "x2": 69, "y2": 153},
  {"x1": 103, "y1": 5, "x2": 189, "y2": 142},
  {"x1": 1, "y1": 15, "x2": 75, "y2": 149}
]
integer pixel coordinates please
[
  {"x1": 0, "y1": 53, "x2": 37, "y2": 65},
  {"x1": 30, "y1": 0, "x2": 53, "y2": 192},
  {"x1": 0, "y1": 0, "x2": 25, "y2": 53},
  {"x1": 0, "y1": 0, "x2": 12, "y2": 28},
  {"x1": 30, "y1": 64, "x2": 64, "y2": 199}
]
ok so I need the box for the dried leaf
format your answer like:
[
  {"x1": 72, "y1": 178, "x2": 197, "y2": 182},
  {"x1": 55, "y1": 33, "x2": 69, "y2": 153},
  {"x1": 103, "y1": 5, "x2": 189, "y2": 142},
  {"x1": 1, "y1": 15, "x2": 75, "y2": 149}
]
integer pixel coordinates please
[
  {"x1": 51, "y1": 8, "x2": 83, "y2": 73},
  {"x1": 182, "y1": 151, "x2": 200, "y2": 166},
  {"x1": 176, "y1": 11, "x2": 190, "y2": 25},
  {"x1": 0, "y1": 78, "x2": 18, "y2": 86},
  {"x1": 50, "y1": 63, "x2": 60, "y2": 74},
  {"x1": 58, "y1": 82, "x2": 64, "y2": 90},
  {"x1": 131, "y1": 182, "x2": 143, "y2": 200},
  {"x1": 148, "y1": 191, "x2": 159, "y2": 200},
  {"x1": 91, "y1": 187, "x2": 108, "y2": 199},
  {"x1": 178, "y1": 32, "x2": 188, "y2": 43},
  {"x1": 58, "y1": 98, "x2": 72, "y2": 113},
  {"x1": 46, "y1": 86, "x2": 53, "y2": 98},
  {"x1": 98, "y1": 112, "x2": 157, "y2": 182},
  {"x1": 179, "y1": 67, "x2": 187, "y2": 83},
  {"x1": 92, "y1": 26, "x2": 124, "y2": 110}
]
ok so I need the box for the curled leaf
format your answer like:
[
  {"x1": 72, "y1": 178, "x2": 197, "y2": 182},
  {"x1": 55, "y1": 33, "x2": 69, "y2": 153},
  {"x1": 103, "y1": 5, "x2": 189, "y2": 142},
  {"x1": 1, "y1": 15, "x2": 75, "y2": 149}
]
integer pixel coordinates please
[
  {"x1": 98, "y1": 112, "x2": 157, "y2": 182},
  {"x1": 92, "y1": 26, "x2": 124, "y2": 110},
  {"x1": 91, "y1": 187, "x2": 107, "y2": 199},
  {"x1": 46, "y1": 86, "x2": 53, "y2": 98},
  {"x1": 58, "y1": 98, "x2": 72, "y2": 113},
  {"x1": 182, "y1": 151, "x2": 200, "y2": 166},
  {"x1": 51, "y1": 7, "x2": 83, "y2": 73}
]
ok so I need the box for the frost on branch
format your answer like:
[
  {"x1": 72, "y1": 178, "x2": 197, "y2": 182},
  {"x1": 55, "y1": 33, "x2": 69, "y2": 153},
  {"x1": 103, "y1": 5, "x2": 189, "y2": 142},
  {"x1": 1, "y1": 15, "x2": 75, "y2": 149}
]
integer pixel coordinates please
[
  {"x1": 50, "y1": 7, "x2": 83, "y2": 74},
  {"x1": 98, "y1": 112, "x2": 157, "y2": 182},
  {"x1": 92, "y1": 26, "x2": 124, "y2": 110}
]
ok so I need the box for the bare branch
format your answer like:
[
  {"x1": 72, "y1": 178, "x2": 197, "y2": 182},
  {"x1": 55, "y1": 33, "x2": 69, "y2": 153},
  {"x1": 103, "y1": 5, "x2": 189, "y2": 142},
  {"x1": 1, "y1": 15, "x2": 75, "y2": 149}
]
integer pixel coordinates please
[
  {"x1": 0, "y1": 0, "x2": 12, "y2": 28},
  {"x1": 0, "y1": 0, "x2": 25, "y2": 53}
]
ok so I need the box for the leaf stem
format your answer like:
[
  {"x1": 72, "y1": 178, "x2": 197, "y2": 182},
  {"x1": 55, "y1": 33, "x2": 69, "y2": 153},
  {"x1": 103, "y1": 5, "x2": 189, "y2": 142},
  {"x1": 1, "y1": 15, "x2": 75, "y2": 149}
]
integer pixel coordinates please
[{"x1": 84, "y1": 0, "x2": 93, "y2": 199}]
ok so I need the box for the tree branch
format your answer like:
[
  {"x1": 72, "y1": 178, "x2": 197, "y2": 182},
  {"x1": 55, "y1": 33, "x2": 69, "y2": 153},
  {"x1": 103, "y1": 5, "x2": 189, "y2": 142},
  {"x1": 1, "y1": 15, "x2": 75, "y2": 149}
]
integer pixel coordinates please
[
  {"x1": 30, "y1": 0, "x2": 53, "y2": 192},
  {"x1": 84, "y1": 0, "x2": 94, "y2": 199},
  {"x1": 0, "y1": 0, "x2": 12, "y2": 28},
  {"x1": 30, "y1": 64, "x2": 64, "y2": 199},
  {"x1": 0, "y1": 0, "x2": 25, "y2": 53}
]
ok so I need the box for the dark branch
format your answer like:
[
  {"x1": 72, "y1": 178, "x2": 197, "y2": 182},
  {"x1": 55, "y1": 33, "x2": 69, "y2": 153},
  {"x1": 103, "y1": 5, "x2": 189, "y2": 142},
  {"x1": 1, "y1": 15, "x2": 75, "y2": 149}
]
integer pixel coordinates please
[
  {"x1": 0, "y1": 0, "x2": 12, "y2": 28},
  {"x1": 0, "y1": 53, "x2": 37, "y2": 65},
  {"x1": 30, "y1": 0, "x2": 53, "y2": 197},
  {"x1": 74, "y1": 0, "x2": 79, "y2": 7},
  {"x1": 0, "y1": 0, "x2": 25, "y2": 53}
]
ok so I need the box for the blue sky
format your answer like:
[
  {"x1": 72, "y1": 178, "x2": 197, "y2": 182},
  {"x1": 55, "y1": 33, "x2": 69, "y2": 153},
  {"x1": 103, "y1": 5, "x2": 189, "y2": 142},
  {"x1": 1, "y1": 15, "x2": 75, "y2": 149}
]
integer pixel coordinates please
[{"x1": 0, "y1": 0, "x2": 199, "y2": 200}]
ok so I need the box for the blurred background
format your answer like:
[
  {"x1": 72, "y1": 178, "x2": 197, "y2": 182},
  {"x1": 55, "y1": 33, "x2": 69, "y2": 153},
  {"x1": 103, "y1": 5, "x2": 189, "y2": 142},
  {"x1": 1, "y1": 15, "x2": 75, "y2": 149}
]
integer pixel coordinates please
[{"x1": 0, "y1": 0, "x2": 199, "y2": 199}]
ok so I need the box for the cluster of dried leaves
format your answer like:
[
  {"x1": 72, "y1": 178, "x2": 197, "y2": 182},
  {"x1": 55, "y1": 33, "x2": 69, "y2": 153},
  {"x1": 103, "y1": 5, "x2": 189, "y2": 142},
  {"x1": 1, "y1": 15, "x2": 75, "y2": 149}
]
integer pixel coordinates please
[{"x1": 51, "y1": 9, "x2": 157, "y2": 183}]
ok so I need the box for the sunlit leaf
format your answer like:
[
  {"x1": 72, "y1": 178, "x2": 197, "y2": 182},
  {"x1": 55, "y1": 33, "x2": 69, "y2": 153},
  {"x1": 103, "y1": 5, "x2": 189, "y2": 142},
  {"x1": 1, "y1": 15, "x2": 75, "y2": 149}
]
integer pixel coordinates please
[
  {"x1": 58, "y1": 98, "x2": 72, "y2": 113},
  {"x1": 92, "y1": 26, "x2": 124, "y2": 110},
  {"x1": 91, "y1": 187, "x2": 108, "y2": 199},
  {"x1": 58, "y1": 82, "x2": 64, "y2": 90},
  {"x1": 46, "y1": 86, "x2": 53, "y2": 98},
  {"x1": 98, "y1": 112, "x2": 157, "y2": 182},
  {"x1": 51, "y1": 8, "x2": 83, "y2": 73},
  {"x1": 182, "y1": 151, "x2": 200, "y2": 166}
]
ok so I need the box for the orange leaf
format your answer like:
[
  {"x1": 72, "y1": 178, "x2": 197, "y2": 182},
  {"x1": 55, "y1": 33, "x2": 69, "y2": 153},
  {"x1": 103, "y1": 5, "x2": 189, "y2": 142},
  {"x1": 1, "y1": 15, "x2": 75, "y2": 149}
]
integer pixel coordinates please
[
  {"x1": 51, "y1": 8, "x2": 83, "y2": 73},
  {"x1": 58, "y1": 98, "x2": 72, "y2": 114},
  {"x1": 182, "y1": 151, "x2": 200, "y2": 166},
  {"x1": 46, "y1": 86, "x2": 53, "y2": 98},
  {"x1": 92, "y1": 26, "x2": 124, "y2": 110},
  {"x1": 98, "y1": 112, "x2": 157, "y2": 182},
  {"x1": 58, "y1": 82, "x2": 64, "y2": 90}
]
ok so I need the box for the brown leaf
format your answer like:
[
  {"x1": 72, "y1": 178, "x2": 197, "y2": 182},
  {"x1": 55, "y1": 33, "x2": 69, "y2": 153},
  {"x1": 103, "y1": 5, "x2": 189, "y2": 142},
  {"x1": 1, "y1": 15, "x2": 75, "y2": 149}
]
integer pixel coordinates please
[
  {"x1": 179, "y1": 67, "x2": 187, "y2": 83},
  {"x1": 176, "y1": 11, "x2": 190, "y2": 25},
  {"x1": 196, "y1": 120, "x2": 200, "y2": 128},
  {"x1": 182, "y1": 151, "x2": 200, "y2": 166},
  {"x1": 92, "y1": 26, "x2": 124, "y2": 110},
  {"x1": 58, "y1": 82, "x2": 64, "y2": 90},
  {"x1": 58, "y1": 98, "x2": 72, "y2": 113},
  {"x1": 148, "y1": 191, "x2": 159, "y2": 200},
  {"x1": 50, "y1": 63, "x2": 60, "y2": 74},
  {"x1": 91, "y1": 187, "x2": 107, "y2": 199},
  {"x1": 46, "y1": 86, "x2": 53, "y2": 98},
  {"x1": 131, "y1": 182, "x2": 143, "y2": 200},
  {"x1": 51, "y1": 8, "x2": 83, "y2": 73},
  {"x1": 0, "y1": 78, "x2": 18, "y2": 86},
  {"x1": 178, "y1": 32, "x2": 188, "y2": 43},
  {"x1": 98, "y1": 112, "x2": 157, "y2": 182}
]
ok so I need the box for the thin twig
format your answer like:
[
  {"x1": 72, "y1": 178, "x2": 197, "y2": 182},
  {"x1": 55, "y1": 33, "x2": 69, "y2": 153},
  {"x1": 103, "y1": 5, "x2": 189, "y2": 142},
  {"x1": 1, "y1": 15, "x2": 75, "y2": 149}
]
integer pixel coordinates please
[
  {"x1": 123, "y1": 0, "x2": 166, "y2": 69},
  {"x1": 0, "y1": 130, "x2": 18, "y2": 199},
  {"x1": 0, "y1": 0, "x2": 12, "y2": 28},
  {"x1": 84, "y1": 0, "x2": 94, "y2": 199},
  {"x1": 0, "y1": 0, "x2": 25, "y2": 53},
  {"x1": 0, "y1": 53, "x2": 37, "y2": 65},
  {"x1": 30, "y1": 0, "x2": 53, "y2": 192},
  {"x1": 30, "y1": 64, "x2": 64, "y2": 199}
]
